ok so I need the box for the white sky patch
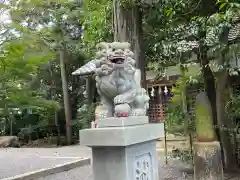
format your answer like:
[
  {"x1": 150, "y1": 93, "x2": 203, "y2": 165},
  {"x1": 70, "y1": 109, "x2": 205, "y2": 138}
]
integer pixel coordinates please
[{"x1": 0, "y1": 9, "x2": 11, "y2": 26}]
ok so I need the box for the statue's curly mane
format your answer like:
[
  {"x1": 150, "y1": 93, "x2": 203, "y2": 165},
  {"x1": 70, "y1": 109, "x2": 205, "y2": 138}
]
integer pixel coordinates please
[{"x1": 95, "y1": 42, "x2": 136, "y2": 76}]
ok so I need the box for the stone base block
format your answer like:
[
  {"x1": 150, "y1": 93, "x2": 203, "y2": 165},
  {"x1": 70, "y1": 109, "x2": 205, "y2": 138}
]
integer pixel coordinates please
[
  {"x1": 80, "y1": 123, "x2": 164, "y2": 146},
  {"x1": 193, "y1": 141, "x2": 223, "y2": 180},
  {"x1": 92, "y1": 141, "x2": 158, "y2": 180},
  {"x1": 98, "y1": 116, "x2": 148, "y2": 128},
  {"x1": 80, "y1": 122, "x2": 164, "y2": 180}
]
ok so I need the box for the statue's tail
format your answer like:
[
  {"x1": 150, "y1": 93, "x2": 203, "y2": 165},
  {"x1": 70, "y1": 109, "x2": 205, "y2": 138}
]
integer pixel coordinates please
[{"x1": 72, "y1": 60, "x2": 99, "y2": 76}]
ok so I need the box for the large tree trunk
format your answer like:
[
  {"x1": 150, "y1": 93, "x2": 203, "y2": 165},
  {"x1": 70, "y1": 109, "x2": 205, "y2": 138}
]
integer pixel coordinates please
[
  {"x1": 112, "y1": 0, "x2": 146, "y2": 87},
  {"x1": 59, "y1": 50, "x2": 72, "y2": 145},
  {"x1": 48, "y1": 62, "x2": 61, "y2": 146},
  {"x1": 198, "y1": 43, "x2": 237, "y2": 170},
  {"x1": 215, "y1": 51, "x2": 237, "y2": 170},
  {"x1": 198, "y1": 48, "x2": 225, "y2": 164},
  {"x1": 216, "y1": 70, "x2": 237, "y2": 170}
]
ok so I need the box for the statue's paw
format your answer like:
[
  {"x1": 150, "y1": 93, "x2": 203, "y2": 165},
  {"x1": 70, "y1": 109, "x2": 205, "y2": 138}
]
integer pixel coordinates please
[
  {"x1": 114, "y1": 98, "x2": 123, "y2": 105},
  {"x1": 114, "y1": 104, "x2": 130, "y2": 117}
]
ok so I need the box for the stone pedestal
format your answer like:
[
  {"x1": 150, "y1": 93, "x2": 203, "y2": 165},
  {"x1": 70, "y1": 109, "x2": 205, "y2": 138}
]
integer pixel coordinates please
[
  {"x1": 80, "y1": 116, "x2": 164, "y2": 180},
  {"x1": 193, "y1": 141, "x2": 223, "y2": 180}
]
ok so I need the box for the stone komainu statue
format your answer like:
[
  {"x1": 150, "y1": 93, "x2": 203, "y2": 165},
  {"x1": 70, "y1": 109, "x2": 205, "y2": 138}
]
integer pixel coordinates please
[{"x1": 72, "y1": 42, "x2": 149, "y2": 118}]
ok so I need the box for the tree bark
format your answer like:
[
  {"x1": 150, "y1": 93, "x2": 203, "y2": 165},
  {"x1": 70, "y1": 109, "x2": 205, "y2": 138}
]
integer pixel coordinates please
[
  {"x1": 48, "y1": 62, "x2": 61, "y2": 146},
  {"x1": 59, "y1": 50, "x2": 72, "y2": 145},
  {"x1": 86, "y1": 76, "x2": 95, "y2": 105},
  {"x1": 216, "y1": 70, "x2": 237, "y2": 170},
  {"x1": 54, "y1": 112, "x2": 60, "y2": 146},
  {"x1": 215, "y1": 50, "x2": 237, "y2": 170},
  {"x1": 112, "y1": 0, "x2": 146, "y2": 87},
  {"x1": 198, "y1": 48, "x2": 225, "y2": 164}
]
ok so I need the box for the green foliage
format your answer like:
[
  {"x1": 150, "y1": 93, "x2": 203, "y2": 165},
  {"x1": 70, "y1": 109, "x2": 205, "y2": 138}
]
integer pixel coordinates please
[
  {"x1": 72, "y1": 103, "x2": 95, "y2": 129},
  {"x1": 143, "y1": 0, "x2": 240, "y2": 73},
  {"x1": 171, "y1": 77, "x2": 189, "y2": 104},
  {"x1": 170, "y1": 149, "x2": 192, "y2": 164},
  {"x1": 226, "y1": 89, "x2": 240, "y2": 120},
  {"x1": 165, "y1": 76, "x2": 189, "y2": 134},
  {"x1": 165, "y1": 105, "x2": 186, "y2": 131},
  {"x1": 165, "y1": 71, "x2": 201, "y2": 135},
  {"x1": 0, "y1": 35, "x2": 59, "y2": 114},
  {"x1": 0, "y1": 0, "x2": 88, "y2": 140},
  {"x1": 83, "y1": 0, "x2": 113, "y2": 55}
]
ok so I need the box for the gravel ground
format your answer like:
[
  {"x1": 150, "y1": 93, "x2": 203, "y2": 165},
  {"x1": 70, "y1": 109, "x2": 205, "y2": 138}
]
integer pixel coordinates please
[
  {"x1": 36, "y1": 165, "x2": 93, "y2": 180},
  {"x1": 35, "y1": 161, "x2": 238, "y2": 180},
  {"x1": 0, "y1": 146, "x2": 91, "y2": 179},
  {"x1": 36, "y1": 157, "x2": 193, "y2": 180},
  {"x1": 1, "y1": 145, "x2": 237, "y2": 180}
]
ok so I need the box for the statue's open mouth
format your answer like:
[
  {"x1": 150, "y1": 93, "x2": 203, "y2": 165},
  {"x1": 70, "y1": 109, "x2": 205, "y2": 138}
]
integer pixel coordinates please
[{"x1": 109, "y1": 56, "x2": 125, "y2": 64}]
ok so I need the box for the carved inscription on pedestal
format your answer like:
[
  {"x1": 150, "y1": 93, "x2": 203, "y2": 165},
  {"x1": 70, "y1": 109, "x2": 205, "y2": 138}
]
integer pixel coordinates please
[{"x1": 134, "y1": 153, "x2": 153, "y2": 180}]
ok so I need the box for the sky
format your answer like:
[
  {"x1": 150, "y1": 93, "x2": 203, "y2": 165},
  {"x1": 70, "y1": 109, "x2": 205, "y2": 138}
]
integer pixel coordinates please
[
  {"x1": 0, "y1": 0, "x2": 11, "y2": 24},
  {"x1": 0, "y1": 10, "x2": 11, "y2": 25}
]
